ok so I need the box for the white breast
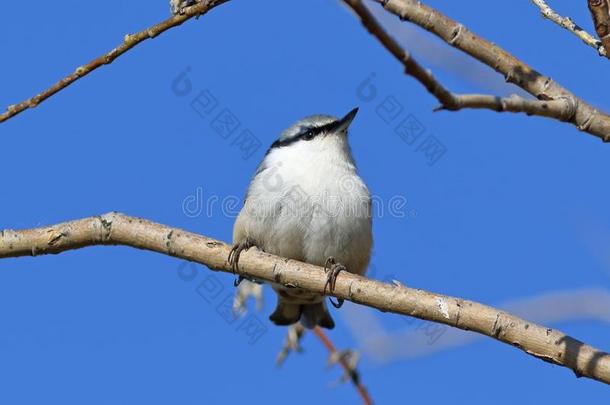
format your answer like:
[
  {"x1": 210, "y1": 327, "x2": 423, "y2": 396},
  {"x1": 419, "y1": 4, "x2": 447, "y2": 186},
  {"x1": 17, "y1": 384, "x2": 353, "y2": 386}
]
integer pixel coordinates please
[{"x1": 234, "y1": 133, "x2": 373, "y2": 276}]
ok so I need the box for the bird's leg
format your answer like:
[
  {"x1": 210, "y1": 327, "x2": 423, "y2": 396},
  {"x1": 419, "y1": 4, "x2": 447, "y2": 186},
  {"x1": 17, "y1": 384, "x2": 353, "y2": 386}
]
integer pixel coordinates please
[
  {"x1": 323, "y1": 257, "x2": 346, "y2": 309},
  {"x1": 228, "y1": 237, "x2": 256, "y2": 287}
]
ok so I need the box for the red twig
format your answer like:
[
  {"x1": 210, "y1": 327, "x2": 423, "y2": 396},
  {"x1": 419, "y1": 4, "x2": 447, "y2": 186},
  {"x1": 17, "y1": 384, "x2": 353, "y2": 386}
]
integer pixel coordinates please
[{"x1": 313, "y1": 327, "x2": 374, "y2": 405}]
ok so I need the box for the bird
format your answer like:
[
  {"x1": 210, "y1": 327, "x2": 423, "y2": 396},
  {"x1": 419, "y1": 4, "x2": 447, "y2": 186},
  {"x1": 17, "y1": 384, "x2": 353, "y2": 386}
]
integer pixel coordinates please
[{"x1": 229, "y1": 108, "x2": 373, "y2": 329}]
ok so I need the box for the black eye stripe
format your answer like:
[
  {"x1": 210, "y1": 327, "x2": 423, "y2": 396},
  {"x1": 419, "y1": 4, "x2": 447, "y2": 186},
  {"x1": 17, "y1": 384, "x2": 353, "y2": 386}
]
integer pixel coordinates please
[
  {"x1": 299, "y1": 125, "x2": 322, "y2": 140},
  {"x1": 267, "y1": 120, "x2": 338, "y2": 153}
]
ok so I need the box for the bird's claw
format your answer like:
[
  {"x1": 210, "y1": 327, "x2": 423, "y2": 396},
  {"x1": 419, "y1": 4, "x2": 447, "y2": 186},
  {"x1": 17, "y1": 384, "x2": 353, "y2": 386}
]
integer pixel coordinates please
[
  {"x1": 228, "y1": 238, "x2": 255, "y2": 286},
  {"x1": 324, "y1": 257, "x2": 346, "y2": 308},
  {"x1": 329, "y1": 296, "x2": 344, "y2": 309}
]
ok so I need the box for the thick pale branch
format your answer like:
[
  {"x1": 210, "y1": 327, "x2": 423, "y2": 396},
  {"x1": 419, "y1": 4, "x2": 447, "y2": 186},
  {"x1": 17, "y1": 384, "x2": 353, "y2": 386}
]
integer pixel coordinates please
[
  {"x1": 530, "y1": 0, "x2": 607, "y2": 57},
  {"x1": 0, "y1": 0, "x2": 228, "y2": 124},
  {"x1": 2, "y1": 212, "x2": 610, "y2": 385},
  {"x1": 369, "y1": 0, "x2": 610, "y2": 142}
]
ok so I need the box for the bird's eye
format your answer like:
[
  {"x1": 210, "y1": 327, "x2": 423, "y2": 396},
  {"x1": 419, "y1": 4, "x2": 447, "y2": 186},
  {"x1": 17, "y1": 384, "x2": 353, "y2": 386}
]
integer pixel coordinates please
[{"x1": 303, "y1": 130, "x2": 315, "y2": 140}]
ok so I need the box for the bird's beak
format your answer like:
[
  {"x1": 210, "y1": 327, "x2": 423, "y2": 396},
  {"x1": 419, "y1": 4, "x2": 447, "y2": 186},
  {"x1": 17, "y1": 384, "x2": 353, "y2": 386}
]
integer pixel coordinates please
[{"x1": 334, "y1": 107, "x2": 359, "y2": 133}]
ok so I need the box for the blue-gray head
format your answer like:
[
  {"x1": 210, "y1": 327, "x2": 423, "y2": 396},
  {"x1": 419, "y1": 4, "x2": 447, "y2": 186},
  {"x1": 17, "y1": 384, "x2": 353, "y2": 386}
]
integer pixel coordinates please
[{"x1": 269, "y1": 108, "x2": 359, "y2": 152}]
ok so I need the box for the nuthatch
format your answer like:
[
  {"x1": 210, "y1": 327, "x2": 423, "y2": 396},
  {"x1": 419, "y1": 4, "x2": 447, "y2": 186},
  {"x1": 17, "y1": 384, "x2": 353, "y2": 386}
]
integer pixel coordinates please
[{"x1": 229, "y1": 108, "x2": 373, "y2": 329}]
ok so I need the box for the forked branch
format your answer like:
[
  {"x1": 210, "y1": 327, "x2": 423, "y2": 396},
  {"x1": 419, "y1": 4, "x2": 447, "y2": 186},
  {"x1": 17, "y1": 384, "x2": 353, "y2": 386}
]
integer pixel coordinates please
[{"x1": 345, "y1": 0, "x2": 610, "y2": 142}]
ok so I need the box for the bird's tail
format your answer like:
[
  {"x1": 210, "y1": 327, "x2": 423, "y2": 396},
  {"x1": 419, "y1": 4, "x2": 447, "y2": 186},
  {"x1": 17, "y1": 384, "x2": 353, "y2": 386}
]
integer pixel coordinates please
[{"x1": 269, "y1": 298, "x2": 335, "y2": 329}]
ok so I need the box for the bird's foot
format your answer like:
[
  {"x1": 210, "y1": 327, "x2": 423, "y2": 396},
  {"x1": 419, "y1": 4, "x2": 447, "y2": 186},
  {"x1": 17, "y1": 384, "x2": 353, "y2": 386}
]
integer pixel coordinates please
[
  {"x1": 324, "y1": 257, "x2": 346, "y2": 309},
  {"x1": 228, "y1": 237, "x2": 256, "y2": 287}
]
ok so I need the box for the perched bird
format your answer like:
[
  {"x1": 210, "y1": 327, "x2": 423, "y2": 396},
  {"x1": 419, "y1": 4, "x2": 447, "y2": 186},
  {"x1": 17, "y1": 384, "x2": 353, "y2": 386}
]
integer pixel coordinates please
[{"x1": 229, "y1": 108, "x2": 373, "y2": 329}]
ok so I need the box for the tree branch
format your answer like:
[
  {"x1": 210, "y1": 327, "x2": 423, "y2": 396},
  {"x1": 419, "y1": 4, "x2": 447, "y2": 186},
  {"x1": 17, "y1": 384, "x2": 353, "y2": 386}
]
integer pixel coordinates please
[
  {"x1": 343, "y1": 0, "x2": 456, "y2": 109},
  {"x1": 2, "y1": 212, "x2": 610, "y2": 385},
  {"x1": 343, "y1": 0, "x2": 579, "y2": 122},
  {"x1": 530, "y1": 0, "x2": 607, "y2": 57},
  {"x1": 275, "y1": 323, "x2": 373, "y2": 404},
  {"x1": 313, "y1": 327, "x2": 373, "y2": 405},
  {"x1": 588, "y1": 0, "x2": 610, "y2": 55},
  {"x1": 0, "y1": 0, "x2": 229, "y2": 124},
  {"x1": 434, "y1": 94, "x2": 576, "y2": 120},
  {"x1": 354, "y1": 0, "x2": 610, "y2": 143}
]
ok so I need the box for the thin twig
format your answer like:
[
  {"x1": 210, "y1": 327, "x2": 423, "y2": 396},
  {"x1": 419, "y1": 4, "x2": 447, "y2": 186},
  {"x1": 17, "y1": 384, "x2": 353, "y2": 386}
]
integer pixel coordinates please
[
  {"x1": 530, "y1": 0, "x2": 607, "y2": 57},
  {"x1": 2, "y1": 212, "x2": 610, "y2": 385},
  {"x1": 0, "y1": 0, "x2": 229, "y2": 124},
  {"x1": 275, "y1": 324, "x2": 373, "y2": 403},
  {"x1": 435, "y1": 94, "x2": 576, "y2": 122},
  {"x1": 313, "y1": 327, "x2": 374, "y2": 405},
  {"x1": 274, "y1": 323, "x2": 372, "y2": 404},
  {"x1": 276, "y1": 324, "x2": 306, "y2": 366},
  {"x1": 343, "y1": 0, "x2": 458, "y2": 109}
]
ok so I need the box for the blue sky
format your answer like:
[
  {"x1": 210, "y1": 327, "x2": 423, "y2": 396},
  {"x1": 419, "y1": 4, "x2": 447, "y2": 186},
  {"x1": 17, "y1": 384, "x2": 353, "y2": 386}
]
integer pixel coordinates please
[{"x1": 2, "y1": 0, "x2": 610, "y2": 403}]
